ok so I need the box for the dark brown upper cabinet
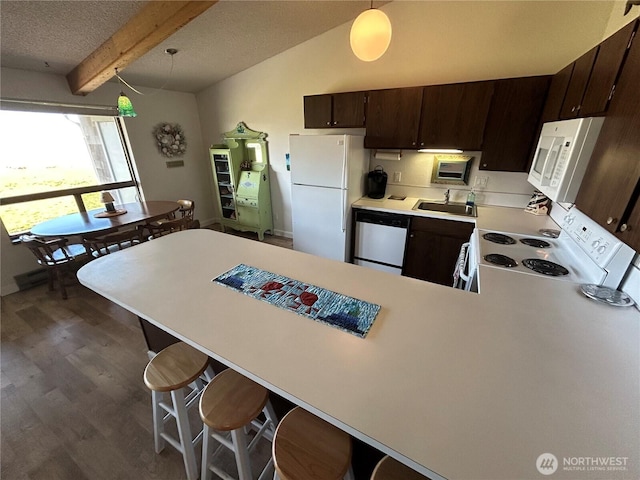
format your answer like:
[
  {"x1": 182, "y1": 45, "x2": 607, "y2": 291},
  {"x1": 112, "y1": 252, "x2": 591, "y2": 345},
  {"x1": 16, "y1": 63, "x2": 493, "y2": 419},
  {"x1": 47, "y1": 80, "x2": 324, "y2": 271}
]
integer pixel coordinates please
[
  {"x1": 480, "y1": 76, "x2": 551, "y2": 172},
  {"x1": 576, "y1": 24, "x2": 640, "y2": 252},
  {"x1": 545, "y1": 20, "x2": 637, "y2": 121},
  {"x1": 418, "y1": 81, "x2": 495, "y2": 151},
  {"x1": 304, "y1": 92, "x2": 366, "y2": 128},
  {"x1": 364, "y1": 87, "x2": 423, "y2": 149},
  {"x1": 540, "y1": 63, "x2": 574, "y2": 123},
  {"x1": 580, "y1": 20, "x2": 637, "y2": 116},
  {"x1": 559, "y1": 47, "x2": 598, "y2": 119}
]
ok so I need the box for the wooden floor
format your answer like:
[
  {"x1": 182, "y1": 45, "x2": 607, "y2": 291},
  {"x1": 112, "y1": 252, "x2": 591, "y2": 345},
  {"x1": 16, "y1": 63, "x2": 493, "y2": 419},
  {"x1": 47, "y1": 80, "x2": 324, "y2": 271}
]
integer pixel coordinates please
[{"x1": 1, "y1": 227, "x2": 383, "y2": 479}]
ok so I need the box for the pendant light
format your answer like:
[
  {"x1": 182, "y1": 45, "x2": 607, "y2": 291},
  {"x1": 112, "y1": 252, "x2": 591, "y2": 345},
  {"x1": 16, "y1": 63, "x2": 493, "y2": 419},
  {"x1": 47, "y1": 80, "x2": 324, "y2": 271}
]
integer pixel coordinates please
[
  {"x1": 350, "y1": 1, "x2": 392, "y2": 62},
  {"x1": 117, "y1": 92, "x2": 137, "y2": 117},
  {"x1": 114, "y1": 48, "x2": 178, "y2": 117},
  {"x1": 115, "y1": 68, "x2": 137, "y2": 117}
]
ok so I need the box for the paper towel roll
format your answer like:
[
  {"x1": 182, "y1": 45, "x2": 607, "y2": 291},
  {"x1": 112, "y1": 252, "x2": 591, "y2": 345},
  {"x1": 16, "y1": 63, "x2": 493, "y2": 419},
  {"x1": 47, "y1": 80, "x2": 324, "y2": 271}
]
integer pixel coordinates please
[{"x1": 374, "y1": 151, "x2": 401, "y2": 161}]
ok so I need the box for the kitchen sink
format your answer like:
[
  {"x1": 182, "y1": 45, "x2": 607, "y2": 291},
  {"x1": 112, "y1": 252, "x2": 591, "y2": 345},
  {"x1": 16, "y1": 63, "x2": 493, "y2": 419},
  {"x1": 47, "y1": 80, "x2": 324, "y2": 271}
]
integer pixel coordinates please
[{"x1": 413, "y1": 201, "x2": 477, "y2": 217}]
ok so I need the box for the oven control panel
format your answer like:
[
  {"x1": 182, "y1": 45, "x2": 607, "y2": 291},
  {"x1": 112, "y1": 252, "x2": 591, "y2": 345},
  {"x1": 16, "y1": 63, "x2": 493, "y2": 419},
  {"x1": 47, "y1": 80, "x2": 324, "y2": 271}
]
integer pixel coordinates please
[{"x1": 562, "y1": 211, "x2": 618, "y2": 266}]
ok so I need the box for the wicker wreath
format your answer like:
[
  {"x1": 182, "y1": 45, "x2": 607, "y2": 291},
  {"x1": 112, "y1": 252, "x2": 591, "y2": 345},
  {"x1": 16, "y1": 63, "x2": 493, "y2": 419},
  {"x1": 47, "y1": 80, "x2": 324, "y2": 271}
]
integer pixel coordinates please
[{"x1": 153, "y1": 123, "x2": 187, "y2": 157}]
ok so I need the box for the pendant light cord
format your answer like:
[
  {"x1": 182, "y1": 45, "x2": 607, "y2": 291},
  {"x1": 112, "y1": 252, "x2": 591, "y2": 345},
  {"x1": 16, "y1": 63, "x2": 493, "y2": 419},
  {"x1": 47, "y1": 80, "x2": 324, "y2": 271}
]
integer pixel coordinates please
[{"x1": 115, "y1": 53, "x2": 175, "y2": 96}]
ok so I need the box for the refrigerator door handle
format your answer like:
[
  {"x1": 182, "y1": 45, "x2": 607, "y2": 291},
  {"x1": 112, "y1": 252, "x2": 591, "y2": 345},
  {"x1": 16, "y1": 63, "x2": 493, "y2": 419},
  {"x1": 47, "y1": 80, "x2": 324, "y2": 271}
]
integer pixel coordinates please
[
  {"x1": 341, "y1": 149, "x2": 348, "y2": 190},
  {"x1": 341, "y1": 189, "x2": 347, "y2": 232}
]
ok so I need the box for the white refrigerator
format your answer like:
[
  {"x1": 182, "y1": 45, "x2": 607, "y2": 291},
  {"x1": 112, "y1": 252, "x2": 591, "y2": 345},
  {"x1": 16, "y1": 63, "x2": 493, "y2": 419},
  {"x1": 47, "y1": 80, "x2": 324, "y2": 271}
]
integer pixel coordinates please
[{"x1": 290, "y1": 134, "x2": 369, "y2": 261}]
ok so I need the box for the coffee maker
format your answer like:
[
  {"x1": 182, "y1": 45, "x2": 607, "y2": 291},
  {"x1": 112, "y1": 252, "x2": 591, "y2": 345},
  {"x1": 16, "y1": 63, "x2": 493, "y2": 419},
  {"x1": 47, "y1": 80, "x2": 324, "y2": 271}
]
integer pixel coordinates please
[{"x1": 367, "y1": 166, "x2": 388, "y2": 199}]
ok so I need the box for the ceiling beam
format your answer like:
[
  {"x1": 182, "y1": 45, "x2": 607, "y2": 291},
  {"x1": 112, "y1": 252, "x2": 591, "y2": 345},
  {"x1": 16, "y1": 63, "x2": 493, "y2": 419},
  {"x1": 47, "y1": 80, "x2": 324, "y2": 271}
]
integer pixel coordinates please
[{"x1": 66, "y1": 1, "x2": 217, "y2": 95}]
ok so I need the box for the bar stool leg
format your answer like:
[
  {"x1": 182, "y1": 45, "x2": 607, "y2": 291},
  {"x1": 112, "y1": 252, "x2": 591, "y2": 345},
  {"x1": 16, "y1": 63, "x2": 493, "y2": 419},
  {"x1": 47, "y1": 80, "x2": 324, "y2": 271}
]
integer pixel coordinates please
[
  {"x1": 262, "y1": 401, "x2": 278, "y2": 439},
  {"x1": 231, "y1": 427, "x2": 253, "y2": 480},
  {"x1": 172, "y1": 388, "x2": 199, "y2": 480},
  {"x1": 203, "y1": 365, "x2": 216, "y2": 382},
  {"x1": 151, "y1": 390, "x2": 165, "y2": 453},
  {"x1": 201, "y1": 424, "x2": 214, "y2": 480},
  {"x1": 345, "y1": 466, "x2": 355, "y2": 480}
]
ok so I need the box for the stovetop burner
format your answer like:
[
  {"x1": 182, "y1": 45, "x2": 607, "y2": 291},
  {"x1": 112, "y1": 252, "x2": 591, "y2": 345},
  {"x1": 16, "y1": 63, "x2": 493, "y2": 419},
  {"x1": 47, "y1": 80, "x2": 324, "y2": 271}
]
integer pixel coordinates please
[
  {"x1": 520, "y1": 238, "x2": 551, "y2": 248},
  {"x1": 484, "y1": 254, "x2": 518, "y2": 267},
  {"x1": 522, "y1": 258, "x2": 569, "y2": 276},
  {"x1": 483, "y1": 233, "x2": 516, "y2": 245},
  {"x1": 539, "y1": 229, "x2": 560, "y2": 238}
]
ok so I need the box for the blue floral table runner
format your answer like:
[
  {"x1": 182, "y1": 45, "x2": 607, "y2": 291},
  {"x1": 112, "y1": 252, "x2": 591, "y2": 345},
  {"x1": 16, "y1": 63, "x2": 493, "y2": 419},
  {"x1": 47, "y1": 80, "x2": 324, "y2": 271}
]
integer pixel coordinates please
[{"x1": 213, "y1": 264, "x2": 380, "y2": 338}]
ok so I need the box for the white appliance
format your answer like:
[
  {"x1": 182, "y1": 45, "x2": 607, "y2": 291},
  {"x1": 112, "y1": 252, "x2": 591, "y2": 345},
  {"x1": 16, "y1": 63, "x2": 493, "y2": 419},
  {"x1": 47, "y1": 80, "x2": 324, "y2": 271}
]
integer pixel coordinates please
[
  {"x1": 468, "y1": 207, "x2": 634, "y2": 292},
  {"x1": 353, "y1": 210, "x2": 409, "y2": 275},
  {"x1": 528, "y1": 117, "x2": 604, "y2": 203},
  {"x1": 290, "y1": 135, "x2": 369, "y2": 261}
]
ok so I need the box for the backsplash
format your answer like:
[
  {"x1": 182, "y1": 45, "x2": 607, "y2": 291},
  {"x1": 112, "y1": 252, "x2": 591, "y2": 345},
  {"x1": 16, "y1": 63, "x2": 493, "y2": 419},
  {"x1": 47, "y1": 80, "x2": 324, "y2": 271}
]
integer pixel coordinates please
[{"x1": 368, "y1": 150, "x2": 536, "y2": 208}]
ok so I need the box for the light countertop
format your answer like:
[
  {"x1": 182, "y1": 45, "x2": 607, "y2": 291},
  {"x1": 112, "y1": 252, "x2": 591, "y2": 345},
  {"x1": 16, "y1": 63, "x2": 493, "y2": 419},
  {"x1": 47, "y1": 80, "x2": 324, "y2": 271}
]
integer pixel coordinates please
[
  {"x1": 352, "y1": 195, "x2": 560, "y2": 234},
  {"x1": 77, "y1": 229, "x2": 639, "y2": 480}
]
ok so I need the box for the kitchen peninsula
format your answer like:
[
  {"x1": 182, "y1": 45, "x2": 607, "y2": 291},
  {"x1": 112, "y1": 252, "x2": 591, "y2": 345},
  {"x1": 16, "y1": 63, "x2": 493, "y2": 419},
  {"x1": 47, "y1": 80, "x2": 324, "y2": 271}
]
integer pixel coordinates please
[{"x1": 77, "y1": 229, "x2": 639, "y2": 480}]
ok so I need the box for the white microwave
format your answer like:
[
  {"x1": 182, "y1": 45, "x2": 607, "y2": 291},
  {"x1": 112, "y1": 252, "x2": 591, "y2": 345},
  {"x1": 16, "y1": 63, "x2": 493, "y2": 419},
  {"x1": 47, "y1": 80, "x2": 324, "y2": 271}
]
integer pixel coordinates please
[{"x1": 528, "y1": 117, "x2": 604, "y2": 203}]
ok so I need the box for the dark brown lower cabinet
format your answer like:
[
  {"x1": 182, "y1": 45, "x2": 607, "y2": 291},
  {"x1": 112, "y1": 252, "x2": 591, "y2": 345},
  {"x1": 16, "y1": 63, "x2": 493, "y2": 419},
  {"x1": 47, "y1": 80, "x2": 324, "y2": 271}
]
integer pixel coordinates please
[{"x1": 402, "y1": 217, "x2": 474, "y2": 286}]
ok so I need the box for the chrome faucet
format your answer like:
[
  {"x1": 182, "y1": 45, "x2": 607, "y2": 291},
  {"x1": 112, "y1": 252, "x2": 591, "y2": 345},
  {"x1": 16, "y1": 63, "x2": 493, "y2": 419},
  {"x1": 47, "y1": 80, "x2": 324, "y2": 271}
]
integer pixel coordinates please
[{"x1": 444, "y1": 189, "x2": 450, "y2": 204}]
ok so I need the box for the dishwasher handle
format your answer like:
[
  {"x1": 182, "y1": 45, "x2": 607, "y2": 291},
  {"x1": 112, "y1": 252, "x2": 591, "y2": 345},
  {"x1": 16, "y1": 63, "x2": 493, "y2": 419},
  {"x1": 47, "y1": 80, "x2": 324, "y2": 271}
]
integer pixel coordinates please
[{"x1": 355, "y1": 210, "x2": 410, "y2": 229}]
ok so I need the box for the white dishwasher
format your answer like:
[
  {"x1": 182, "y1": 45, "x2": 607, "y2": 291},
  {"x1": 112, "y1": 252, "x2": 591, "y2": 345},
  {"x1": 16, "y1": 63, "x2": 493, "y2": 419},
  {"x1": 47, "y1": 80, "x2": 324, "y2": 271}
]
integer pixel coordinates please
[{"x1": 353, "y1": 210, "x2": 410, "y2": 275}]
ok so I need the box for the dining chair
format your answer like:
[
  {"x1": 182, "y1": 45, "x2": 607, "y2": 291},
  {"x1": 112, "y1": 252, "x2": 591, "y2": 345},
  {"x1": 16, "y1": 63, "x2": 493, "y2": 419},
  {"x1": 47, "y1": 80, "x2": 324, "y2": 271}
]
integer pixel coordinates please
[
  {"x1": 20, "y1": 235, "x2": 86, "y2": 300},
  {"x1": 145, "y1": 216, "x2": 194, "y2": 239},
  {"x1": 82, "y1": 226, "x2": 144, "y2": 258},
  {"x1": 148, "y1": 199, "x2": 196, "y2": 228},
  {"x1": 176, "y1": 199, "x2": 195, "y2": 221}
]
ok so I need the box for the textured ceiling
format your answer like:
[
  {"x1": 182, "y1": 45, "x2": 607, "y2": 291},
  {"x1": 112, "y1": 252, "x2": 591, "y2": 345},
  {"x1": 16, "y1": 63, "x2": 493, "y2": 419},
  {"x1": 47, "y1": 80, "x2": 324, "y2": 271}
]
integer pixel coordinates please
[{"x1": 0, "y1": 0, "x2": 385, "y2": 93}]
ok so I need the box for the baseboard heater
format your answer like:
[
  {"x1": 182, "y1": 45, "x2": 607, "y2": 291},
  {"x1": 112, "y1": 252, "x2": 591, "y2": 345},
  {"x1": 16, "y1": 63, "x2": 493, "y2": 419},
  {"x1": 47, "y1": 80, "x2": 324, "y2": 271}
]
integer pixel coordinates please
[{"x1": 14, "y1": 268, "x2": 49, "y2": 291}]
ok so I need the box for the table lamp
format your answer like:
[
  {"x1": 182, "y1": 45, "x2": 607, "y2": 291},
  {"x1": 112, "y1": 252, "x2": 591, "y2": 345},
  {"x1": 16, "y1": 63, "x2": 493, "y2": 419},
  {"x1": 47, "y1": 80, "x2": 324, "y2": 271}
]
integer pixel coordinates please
[{"x1": 100, "y1": 191, "x2": 116, "y2": 212}]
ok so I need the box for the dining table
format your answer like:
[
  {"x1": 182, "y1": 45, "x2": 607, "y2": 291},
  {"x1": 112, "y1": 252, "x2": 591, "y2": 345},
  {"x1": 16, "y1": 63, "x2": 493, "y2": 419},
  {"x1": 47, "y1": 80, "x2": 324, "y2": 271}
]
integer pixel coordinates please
[
  {"x1": 29, "y1": 200, "x2": 180, "y2": 237},
  {"x1": 76, "y1": 229, "x2": 639, "y2": 480}
]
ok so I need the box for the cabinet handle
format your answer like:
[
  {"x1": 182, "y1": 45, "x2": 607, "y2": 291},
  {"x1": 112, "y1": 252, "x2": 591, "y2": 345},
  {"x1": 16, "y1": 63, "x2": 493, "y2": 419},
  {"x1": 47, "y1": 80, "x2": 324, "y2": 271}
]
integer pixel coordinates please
[
  {"x1": 326, "y1": 121, "x2": 331, "y2": 126},
  {"x1": 334, "y1": 121, "x2": 338, "y2": 125},
  {"x1": 620, "y1": 223, "x2": 629, "y2": 232},
  {"x1": 571, "y1": 106, "x2": 576, "y2": 113},
  {"x1": 412, "y1": 142, "x2": 416, "y2": 146},
  {"x1": 410, "y1": 233, "x2": 414, "y2": 238},
  {"x1": 482, "y1": 163, "x2": 488, "y2": 168},
  {"x1": 606, "y1": 216, "x2": 618, "y2": 225},
  {"x1": 420, "y1": 142, "x2": 424, "y2": 146}
]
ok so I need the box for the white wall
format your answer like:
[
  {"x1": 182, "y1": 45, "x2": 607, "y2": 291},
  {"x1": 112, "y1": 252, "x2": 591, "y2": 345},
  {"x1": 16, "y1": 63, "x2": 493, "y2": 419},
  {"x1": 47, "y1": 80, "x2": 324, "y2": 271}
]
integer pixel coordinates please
[
  {"x1": 0, "y1": 67, "x2": 212, "y2": 295},
  {"x1": 196, "y1": 0, "x2": 619, "y2": 236}
]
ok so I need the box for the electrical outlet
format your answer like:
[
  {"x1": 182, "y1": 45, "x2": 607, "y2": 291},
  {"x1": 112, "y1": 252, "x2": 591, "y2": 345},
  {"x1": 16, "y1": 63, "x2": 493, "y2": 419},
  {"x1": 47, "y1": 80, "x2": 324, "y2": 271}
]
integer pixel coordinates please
[
  {"x1": 393, "y1": 171, "x2": 401, "y2": 183},
  {"x1": 474, "y1": 176, "x2": 489, "y2": 188}
]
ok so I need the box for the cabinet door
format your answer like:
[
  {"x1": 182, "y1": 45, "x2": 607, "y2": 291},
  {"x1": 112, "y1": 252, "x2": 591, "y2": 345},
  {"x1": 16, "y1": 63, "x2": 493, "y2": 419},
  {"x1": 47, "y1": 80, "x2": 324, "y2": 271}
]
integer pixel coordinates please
[
  {"x1": 540, "y1": 63, "x2": 573, "y2": 123},
  {"x1": 559, "y1": 47, "x2": 598, "y2": 119},
  {"x1": 402, "y1": 217, "x2": 474, "y2": 286},
  {"x1": 364, "y1": 87, "x2": 423, "y2": 149},
  {"x1": 304, "y1": 94, "x2": 332, "y2": 128},
  {"x1": 418, "y1": 81, "x2": 494, "y2": 150},
  {"x1": 333, "y1": 91, "x2": 366, "y2": 128},
  {"x1": 576, "y1": 29, "x2": 640, "y2": 251},
  {"x1": 580, "y1": 20, "x2": 637, "y2": 116},
  {"x1": 480, "y1": 76, "x2": 551, "y2": 172}
]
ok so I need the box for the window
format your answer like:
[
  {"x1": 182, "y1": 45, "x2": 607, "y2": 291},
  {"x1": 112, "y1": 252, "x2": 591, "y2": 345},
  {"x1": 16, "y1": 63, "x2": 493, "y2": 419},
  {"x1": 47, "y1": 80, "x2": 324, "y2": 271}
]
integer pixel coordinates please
[{"x1": 0, "y1": 106, "x2": 141, "y2": 236}]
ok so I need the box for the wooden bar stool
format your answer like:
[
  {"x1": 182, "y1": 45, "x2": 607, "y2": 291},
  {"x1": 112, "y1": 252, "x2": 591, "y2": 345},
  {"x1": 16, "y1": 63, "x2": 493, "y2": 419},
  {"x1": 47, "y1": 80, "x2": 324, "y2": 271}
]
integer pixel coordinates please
[
  {"x1": 371, "y1": 455, "x2": 430, "y2": 480},
  {"x1": 143, "y1": 341, "x2": 211, "y2": 480},
  {"x1": 272, "y1": 406, "x2": 354, "y2": 480},
  {"x1": 199, "y1": 368, "x2": 278, "y2": 480}
]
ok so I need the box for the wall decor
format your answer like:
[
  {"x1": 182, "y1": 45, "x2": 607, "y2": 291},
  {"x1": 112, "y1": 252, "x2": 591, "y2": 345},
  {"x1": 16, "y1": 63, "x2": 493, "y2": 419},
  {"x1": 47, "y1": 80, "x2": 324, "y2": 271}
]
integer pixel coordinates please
[{"x1": 153, "y1": 123, "x2": 187, "y2": 157}]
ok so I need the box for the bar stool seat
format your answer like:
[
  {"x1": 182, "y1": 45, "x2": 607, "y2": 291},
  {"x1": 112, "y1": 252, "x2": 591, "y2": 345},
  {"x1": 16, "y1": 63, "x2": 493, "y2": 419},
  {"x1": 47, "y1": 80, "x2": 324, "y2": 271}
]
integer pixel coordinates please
[
  {"x1": 200, "y1": 368, "x2": 278, "y2": 480},
  {"x1": 371, "y1": 455, "x2": 431, "y2": 480},
  {"x1": 272, "y1": 406, "x2": 353, "y2": 480},
  {"x1": 144, "y1": 342, "x2": 210, "y2": 480}
]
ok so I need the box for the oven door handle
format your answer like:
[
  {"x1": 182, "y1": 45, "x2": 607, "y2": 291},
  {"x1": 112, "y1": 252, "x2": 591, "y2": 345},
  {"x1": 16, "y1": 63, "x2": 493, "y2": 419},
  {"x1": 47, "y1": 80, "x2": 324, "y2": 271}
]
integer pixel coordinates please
[{"x1": 454, "y1": 242, "x2": 470, "y2": 288}]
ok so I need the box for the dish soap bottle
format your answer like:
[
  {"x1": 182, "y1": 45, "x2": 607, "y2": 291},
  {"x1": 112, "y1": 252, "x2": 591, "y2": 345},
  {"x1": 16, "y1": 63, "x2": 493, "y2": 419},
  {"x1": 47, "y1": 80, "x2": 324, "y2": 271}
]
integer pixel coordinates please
[{"x1": 466, "y1": 189, "x2": 476, "y2": 207}]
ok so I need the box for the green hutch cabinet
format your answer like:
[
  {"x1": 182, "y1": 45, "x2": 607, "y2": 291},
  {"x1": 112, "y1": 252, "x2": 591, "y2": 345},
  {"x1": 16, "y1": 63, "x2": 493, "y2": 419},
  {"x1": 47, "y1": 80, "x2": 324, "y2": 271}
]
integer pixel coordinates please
[{"x1": 209, "y1": 122, "x2": 273, "y2": 240}]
